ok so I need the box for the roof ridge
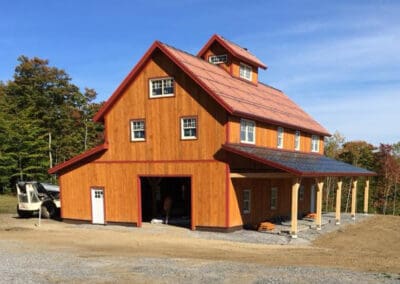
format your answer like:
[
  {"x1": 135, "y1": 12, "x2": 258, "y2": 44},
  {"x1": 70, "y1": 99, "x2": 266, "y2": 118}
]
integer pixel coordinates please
[{"x1": 216, "y1": 34, "x2": 258, "y2": 57}]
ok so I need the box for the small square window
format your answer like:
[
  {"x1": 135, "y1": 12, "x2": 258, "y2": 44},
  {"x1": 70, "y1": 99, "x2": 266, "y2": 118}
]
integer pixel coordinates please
[
  {"x1": 181, "y1": 117, "x2": 197, "y2": 140},
  {"x1": 239, "y1": 63, "x2": 252, "y2": 81},
  {"x1": 149, "y1": 78, "x2": 174, "y2": 98},
  {"x1": 130, "y1": 120, "x2": 145, "y2": 141},
  {"x1": 243, "y1": 189, "x2": 251, "y2": 214}
]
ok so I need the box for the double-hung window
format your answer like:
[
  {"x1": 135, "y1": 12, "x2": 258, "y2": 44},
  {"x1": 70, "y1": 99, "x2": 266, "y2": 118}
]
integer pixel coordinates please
[
  {"x1": 181, "y1": 117, "x2": 197, "y2": 140},
  {"x1": 239, "y1": 63, "x2": 252, "y2": 81},
  {"x1": 149, "y1": 77, "x2": 174, "y2": 98},
  {"x1": 243, "y1": 189, "x2": 251, "y2": 214},
  {"x1": 277, "y1": 127, "x2": 284, "y2": 149},
  {"x1": 240, "y1": 119, "x2": 255, "y2": 144},
  {"x1": 311, "y1": 135, "x2": 320, "y2": 152},
  {"x1": 130, "y1": 120, "x2": 145, "y2": 141},
  {"x1": 294, "y1": 130, "x2": 301, "y2": 151},
  {"x1": 270, "y1": 187, "x2": 278, "y2": 210}
]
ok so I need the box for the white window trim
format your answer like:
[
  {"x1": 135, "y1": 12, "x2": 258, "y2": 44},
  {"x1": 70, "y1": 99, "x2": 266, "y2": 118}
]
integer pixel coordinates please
[
  {"x1": 277, "y1": 127, "x2": 284, "y2": 149},
  {"x1": 311, "y1": 135, "x2": 320, "y2": 152},
  {"x1": 240, "y1": 119, "x2": 256, "y2": 144},
  {"x1": 149, "y1": 77, "x2": 174, "y2": 98},
  {"x1": 181, "y1": 117, "x2": 197, "y2": 140},
  {"x1": 271, "y1": 187, "x2": 278, "y2": 210},
  {"x1": 239, "y1": 62, "x2": 252, "y2": 81},
  {"x1": 294, "y1": 130, "x2": 301, "y2": 151},
  {"x1": 243, "y1": 189, "x2": 251, "y2": 214},
  {"x1": 209, "y1": 54, "x2": 228, "y2": 64},
  {"x1": 130, "y1": 120, "x2": 145, "y2": 142}
]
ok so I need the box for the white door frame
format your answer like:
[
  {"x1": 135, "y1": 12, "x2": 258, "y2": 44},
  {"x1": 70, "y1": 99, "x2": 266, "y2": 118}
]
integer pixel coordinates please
[{"x1": 91, "y1": 188, "x2": 105, "y2": 224}]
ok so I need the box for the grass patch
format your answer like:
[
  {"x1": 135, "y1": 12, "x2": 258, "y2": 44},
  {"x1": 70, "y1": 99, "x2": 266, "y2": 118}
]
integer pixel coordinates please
[{"x1": 0, "y1": 194, "x2": 17, "y2": 214}]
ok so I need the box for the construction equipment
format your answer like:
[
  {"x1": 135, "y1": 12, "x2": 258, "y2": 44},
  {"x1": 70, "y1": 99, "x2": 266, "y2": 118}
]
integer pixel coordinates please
[{"x1": 16, "y1": 182, "x2": 60, "y2": 219}]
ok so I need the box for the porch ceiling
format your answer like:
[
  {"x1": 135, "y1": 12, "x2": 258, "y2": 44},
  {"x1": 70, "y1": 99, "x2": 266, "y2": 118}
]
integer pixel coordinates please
[{"x1": 222, "y1": 143, "x2": 376, "y2": 177}]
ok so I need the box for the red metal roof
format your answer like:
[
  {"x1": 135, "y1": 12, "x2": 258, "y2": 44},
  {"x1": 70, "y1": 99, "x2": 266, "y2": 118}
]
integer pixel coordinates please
[
  {"x1": 48, "y1": 143, "x2": 108, "y2": 174},
  {"x1": 198, "y1": 34, "x2": 267, "y2": 69},
  {"x1": 94, "y1": 40, "x2": 329, "y2": 135},
  {"x1": 160, "y1": 43, "x2": 329, "y2": 136}
]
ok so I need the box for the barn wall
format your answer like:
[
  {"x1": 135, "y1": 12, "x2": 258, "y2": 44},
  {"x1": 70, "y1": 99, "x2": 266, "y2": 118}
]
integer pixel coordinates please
[
  {"x1": 228, "y1": 177, "x2": 315, "y2": 226},
  {"x1": 59, "y1": 161, "x2": 227, "y2": 228},
  {"x1": 100, "y1": 49, "x2": 227, "y2": 162},
  {"x1": 228, "y1": 116, "x2": 325, "y2": 154}
]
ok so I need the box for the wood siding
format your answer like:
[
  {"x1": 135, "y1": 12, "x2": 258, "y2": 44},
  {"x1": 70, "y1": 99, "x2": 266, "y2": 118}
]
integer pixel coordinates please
[
  {"x1": 100, "y1": 49, "x2": 227, "y2": 162},
  {"x1": 228, "y1": 177, "x2": 315, "y2": 226},
  {"x1": 60, "y1": 161, "x2": 227, "y2": 227},
  {"x1": 228, "y1": 116, "x2": 325, "y2": 154}
]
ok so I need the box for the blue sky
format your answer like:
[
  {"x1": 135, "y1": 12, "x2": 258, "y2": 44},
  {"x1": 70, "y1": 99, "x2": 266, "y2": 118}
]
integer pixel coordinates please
[{"x1": 1, "y1": 0, "x2": 399, "y2": 146}]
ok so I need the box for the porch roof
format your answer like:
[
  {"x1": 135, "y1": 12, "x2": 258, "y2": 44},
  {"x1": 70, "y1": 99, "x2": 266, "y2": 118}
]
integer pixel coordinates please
[{"x1": 222, "y1": 143, "x2": 376, "y2": 177}]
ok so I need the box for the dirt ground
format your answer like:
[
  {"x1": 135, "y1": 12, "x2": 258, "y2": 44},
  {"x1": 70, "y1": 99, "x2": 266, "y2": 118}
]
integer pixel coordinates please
[{"x1": 0, "y1": 214, "x2": 399, "y2": 282}]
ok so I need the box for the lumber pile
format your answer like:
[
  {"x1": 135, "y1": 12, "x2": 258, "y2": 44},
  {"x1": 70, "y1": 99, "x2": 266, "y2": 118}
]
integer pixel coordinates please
[
  {"x1": 258, "y1": 222, "x2": 275, "y2": 231},
  {"x1": 305, "y1": 213, "x2": 317, "y2": 219}
]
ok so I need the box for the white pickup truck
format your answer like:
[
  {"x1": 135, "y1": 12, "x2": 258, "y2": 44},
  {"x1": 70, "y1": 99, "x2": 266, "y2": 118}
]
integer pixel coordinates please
[{"x1": 16, "y1": 182, "x2": 60, "y2": 219}]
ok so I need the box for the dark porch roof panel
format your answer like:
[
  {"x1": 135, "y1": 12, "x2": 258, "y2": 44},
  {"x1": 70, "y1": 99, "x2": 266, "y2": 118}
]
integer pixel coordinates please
[{"x1": 222, "y1": 144, "x2": 376, "y2": 177}]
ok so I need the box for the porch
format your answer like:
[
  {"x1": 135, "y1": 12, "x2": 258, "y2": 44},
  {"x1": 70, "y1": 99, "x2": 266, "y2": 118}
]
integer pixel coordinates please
[{"x1": 223, "y1": 143, "x2": 376, "y2": 238}]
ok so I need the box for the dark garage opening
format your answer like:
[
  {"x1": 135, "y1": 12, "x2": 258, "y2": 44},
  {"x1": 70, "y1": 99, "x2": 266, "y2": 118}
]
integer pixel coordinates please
[{"x1": 140, "y1": 177, "x2": 191, "y2": 228}]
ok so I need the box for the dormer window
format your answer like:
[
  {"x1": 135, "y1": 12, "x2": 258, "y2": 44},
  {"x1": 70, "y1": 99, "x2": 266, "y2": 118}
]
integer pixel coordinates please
[
  {"x1": 209, "y1": 54, "x2": 227, "y2": 64},
  {"x1": 239, "y1": 63, "x2": 252, "y2": 81}
]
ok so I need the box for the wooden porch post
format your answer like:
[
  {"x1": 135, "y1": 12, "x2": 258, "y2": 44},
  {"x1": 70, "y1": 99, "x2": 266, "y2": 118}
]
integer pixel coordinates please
[
  {"x1": 291, "y1": 178, "x2": 300, "y2": 238},
  {"x1": 364, "y1": 178, "x2": 370, "y2": 214},
  {"x1": 351, "y1": 179, "x2": 358, "y2": 220},
  {"x1": 335, "y1": 178, "x2": 342, "y2": 225},
  {"x1": 315, "y1": 178, "x2": 324, "y2": 230}
]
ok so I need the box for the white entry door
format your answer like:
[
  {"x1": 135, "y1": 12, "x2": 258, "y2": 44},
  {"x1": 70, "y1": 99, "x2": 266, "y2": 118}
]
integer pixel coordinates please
[
  {"x1": 91, "y1": 188, "x2": 105, "y2": 224},
  {"x1": 310, "y1": 185, "x2": 316, "y2": 213}
]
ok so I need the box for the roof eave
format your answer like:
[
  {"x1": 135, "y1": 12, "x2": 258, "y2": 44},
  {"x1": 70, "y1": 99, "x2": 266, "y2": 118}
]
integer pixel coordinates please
[
  {"x1": 48, "y1": 143, "x2": 108, "y2": 175},
  {"x1": 231, "y1": 111, "x2": 331, "y2": 137}
]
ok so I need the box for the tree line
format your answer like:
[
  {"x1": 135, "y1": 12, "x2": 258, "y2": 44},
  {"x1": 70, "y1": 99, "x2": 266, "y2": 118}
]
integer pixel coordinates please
[
  {"x1": 0, "y1": 56, "x2": 103, "y2": 191},
  {"x1": 0, "y1": 56, "x2": 399, "y2": 215},
  {"x1": 324, "y1": 132, "x2": 400, "y2": 215}
]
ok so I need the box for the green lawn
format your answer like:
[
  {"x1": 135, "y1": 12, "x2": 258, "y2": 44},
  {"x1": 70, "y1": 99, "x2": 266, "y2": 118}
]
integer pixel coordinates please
[{"x1": 0, "y1": 194, "x2": 17, "y2": 214}]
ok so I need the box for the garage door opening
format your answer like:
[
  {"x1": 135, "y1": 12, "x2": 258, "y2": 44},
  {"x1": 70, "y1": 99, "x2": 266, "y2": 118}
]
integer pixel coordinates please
[{"x1": 140, "y1": 177, "x2": 191, "y2": 229}]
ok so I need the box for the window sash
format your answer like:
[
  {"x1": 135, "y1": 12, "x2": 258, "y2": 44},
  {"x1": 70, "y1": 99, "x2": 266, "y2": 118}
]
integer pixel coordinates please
[
  {"x1": 243, "y1": 189, "x2": 251, "y2": 213},
  {"x1": 181, "y1": 117, "x2": 197, "y2": 139},
  {"x1": 239, "y1": 63, "x2": 252, "y2": 80},
  {"x1": 240, "y1": 119, "x2": 255, "y2": 143},
  {"x1": 131, "y1": 120, "x2": 145, "y2": 141},
  {"x1": 150, "y1": 78, "x2": 174, "y2": 97},
  {"x1": 277, "y1": 127, "x2": 284, "y2": 148},
  {"x1": 294, "y1": 131, "x2": 301, "y2": 151},
  {"x1": 209, "y1": 54, "x2": 227, "y2": 64},
  {"x1": 311, "y1": 135, "x2": 320, "y2": 152},
  {"x1": 270, "y1": 187, "x2": 278, "y2": 210}
]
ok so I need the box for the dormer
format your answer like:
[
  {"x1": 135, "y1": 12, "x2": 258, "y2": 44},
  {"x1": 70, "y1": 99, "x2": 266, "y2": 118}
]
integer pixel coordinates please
[{"x1": 197, "y1": 34, "x2": 267, "y2": 84}]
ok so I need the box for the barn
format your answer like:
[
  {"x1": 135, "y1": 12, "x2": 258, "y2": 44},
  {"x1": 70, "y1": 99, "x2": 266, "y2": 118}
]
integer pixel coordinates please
[{"x1": 49, "y1": 34, "x2": 375, "y2": 236}]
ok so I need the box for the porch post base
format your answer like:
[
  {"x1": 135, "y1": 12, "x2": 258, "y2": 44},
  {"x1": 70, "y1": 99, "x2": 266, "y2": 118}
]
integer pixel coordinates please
[
  {"x1": 316, "y1": 225, "x2": 321, "y2": 231},
  {"x1": 291, "y1": 233, "x2": 298, "y2": 239},
  {"x1": 351, "y1": 214, "x2": 356, "y2": 220},
  {"x1": 335, "y1": 220, "x2": 340, "y2": 225}
]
